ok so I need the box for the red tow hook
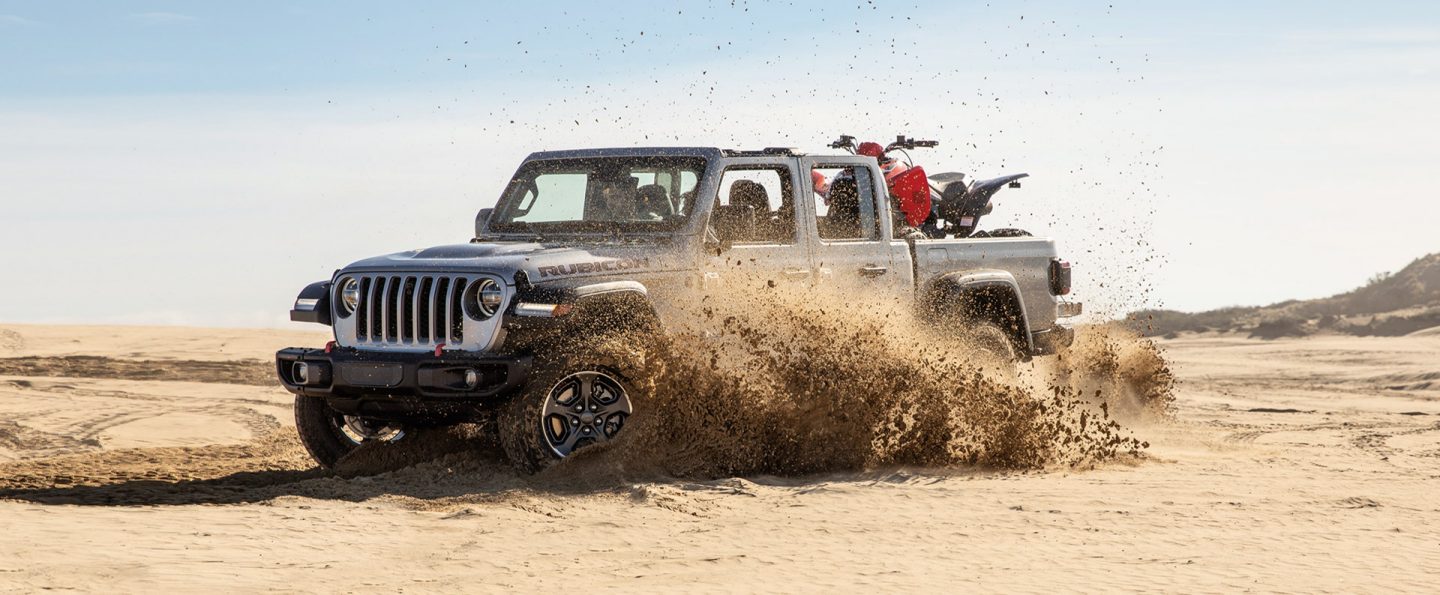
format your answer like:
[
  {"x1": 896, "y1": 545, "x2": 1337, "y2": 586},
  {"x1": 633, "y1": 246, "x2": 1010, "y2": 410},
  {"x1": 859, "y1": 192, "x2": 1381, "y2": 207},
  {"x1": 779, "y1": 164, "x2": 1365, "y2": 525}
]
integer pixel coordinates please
[
  {"x1": 434, "y1": 343, "x2": 447, "y2": 357},
  {"x1": 323, "y1": 340, "x2": 336, "y2": 354}
]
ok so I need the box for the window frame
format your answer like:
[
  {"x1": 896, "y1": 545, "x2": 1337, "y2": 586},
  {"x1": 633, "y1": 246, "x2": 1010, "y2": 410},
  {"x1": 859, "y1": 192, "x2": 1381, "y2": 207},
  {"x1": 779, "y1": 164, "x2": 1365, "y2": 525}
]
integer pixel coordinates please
[
  {"x1": 808, "y1": 162, "x2": 885, "y2": 243},
  {"x1": 713, "y1": 163, "x2": 801, "y2": 246}
]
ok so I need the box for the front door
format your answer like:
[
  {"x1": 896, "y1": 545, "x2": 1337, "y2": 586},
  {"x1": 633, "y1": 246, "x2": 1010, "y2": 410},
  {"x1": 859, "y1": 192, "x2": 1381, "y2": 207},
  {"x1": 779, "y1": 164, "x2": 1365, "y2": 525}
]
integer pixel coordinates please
[{"x1": 701, "y1": 159, "x2": 813, "y2": 291}]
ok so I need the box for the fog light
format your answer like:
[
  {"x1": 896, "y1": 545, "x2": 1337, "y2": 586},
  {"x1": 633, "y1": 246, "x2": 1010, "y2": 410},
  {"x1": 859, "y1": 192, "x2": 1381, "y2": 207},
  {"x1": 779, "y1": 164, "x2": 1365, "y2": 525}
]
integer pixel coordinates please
[
  {"x1": 293, "y1": 362, "x2": 310, "y2": 385},
  {"x1": 464, "y1": 369, "x2": 480, "y2": 389}
]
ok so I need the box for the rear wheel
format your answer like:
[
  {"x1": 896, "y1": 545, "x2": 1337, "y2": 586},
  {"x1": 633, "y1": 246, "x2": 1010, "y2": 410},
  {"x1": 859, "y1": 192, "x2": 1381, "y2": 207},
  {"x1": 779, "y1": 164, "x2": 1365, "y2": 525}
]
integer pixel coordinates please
[
  {"x1": 293, "y1": 396, "x2": 414, "y2": 469},
  {"x1": 965, "y1": 322, "x2": 1020, "y2": 372}
]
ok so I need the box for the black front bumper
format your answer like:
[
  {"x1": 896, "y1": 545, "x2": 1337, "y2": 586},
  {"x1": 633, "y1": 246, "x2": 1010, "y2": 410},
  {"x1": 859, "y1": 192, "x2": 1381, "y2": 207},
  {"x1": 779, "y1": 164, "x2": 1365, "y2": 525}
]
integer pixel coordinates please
[{"x1": 276, "y1": 347, "x2": 532, "y2": 401}]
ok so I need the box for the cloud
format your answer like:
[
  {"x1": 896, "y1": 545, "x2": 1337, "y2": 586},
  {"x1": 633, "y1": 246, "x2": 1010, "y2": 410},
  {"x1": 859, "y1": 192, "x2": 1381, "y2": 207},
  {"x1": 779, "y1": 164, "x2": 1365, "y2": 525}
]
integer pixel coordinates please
[
  {"x1": 128, "y1": 12, "x2": 197, "y2": 25},
  {"x1": 0, "y1": 14, "x2": 37, "y2": 26}
]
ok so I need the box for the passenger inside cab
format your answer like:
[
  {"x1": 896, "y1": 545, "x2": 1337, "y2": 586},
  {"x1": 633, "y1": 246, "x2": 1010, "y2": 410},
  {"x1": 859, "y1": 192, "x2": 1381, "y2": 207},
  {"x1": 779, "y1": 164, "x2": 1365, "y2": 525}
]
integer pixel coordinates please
[
  {"x1": 712, "y1": 168, "x2": 795, "y2": 244},
  {"x1": 821, "y1": 177, "x2": 862, "y2": 239},
  {"x1": 813, "y1": 165, "x2": 879, "y2": 240}
]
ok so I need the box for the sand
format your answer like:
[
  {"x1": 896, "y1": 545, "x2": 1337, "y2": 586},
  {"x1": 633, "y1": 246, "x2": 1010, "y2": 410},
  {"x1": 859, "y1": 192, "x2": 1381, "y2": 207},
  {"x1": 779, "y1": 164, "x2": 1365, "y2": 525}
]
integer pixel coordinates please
[{"x1": 0, "y1": 324, "x2": 1438, "y2": 592}]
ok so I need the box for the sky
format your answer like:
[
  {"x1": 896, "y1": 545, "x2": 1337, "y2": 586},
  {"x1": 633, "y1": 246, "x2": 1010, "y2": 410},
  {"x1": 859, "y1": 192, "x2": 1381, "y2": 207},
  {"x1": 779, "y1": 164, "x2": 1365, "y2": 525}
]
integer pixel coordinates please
[{"x1": 1, "y1": 0, "x2": 1437, "y2": 327}]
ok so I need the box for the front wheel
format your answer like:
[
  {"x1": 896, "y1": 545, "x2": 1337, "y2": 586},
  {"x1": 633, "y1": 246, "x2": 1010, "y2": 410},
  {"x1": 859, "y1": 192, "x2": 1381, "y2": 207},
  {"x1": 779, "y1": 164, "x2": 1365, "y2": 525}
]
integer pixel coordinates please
[
  {"x1": 293, "y1": 396, "x2": 414, "y2": 469},
  {"x1": 498, "y1": 355, "x2": 635, "y2": 474}
]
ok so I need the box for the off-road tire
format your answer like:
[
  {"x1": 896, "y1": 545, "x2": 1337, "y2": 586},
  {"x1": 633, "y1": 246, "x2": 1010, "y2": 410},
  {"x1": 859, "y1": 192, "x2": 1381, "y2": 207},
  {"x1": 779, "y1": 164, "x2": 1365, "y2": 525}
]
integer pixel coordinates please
[
  {"x1": 294, "y1": 396, "x2": 415, "y2": 469},
  {"x1": 967, "y1": 322, "x2": 1020, "y2": 370},
  {"x1": 498, "y1": 348, "x2": 637, "y2": 474}
]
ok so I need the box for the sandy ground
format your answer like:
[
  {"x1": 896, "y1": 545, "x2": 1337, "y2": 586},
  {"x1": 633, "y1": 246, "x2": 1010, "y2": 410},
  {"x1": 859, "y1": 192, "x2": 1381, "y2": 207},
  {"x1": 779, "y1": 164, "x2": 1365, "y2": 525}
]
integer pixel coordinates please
[{"x1": 0, "y1": 325, "x2": 1438, "y2": 592}]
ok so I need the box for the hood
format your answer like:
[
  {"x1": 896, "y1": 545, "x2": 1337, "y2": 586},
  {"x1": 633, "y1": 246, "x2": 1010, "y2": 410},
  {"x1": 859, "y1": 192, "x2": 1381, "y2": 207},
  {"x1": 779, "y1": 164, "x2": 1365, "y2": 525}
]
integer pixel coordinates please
[{"x1": 340, "y1": 241, "x2": 686, "y2": 285}]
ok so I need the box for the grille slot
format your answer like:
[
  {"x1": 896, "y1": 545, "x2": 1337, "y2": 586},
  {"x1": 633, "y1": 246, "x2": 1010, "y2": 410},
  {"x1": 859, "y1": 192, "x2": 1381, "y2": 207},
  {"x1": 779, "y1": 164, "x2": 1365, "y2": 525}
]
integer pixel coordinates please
[
  {"x1": 368, "y1": 276, "x2": 386, "y2": 340},
  {"x1": 450, "y1": 278, "x2": 468, "y2": 343},
  {"x1": 344, "y1": 274, "x2": 475, "y2": 348},
  {"x1": 385, "y1": 275, "x2": 400, "y2": 342},
  {"x1": 433, "y1": 277, "x2": 451, "y2": 344},
  {"x1": 355, "y1": 277, "x2": 372, "y2": 341},
  {"x1": 400, "y1": 277, "x2": 416, "y2": 343},
  {"x1": 416, "y1": 277, "x2": 433, "y2": 343}
]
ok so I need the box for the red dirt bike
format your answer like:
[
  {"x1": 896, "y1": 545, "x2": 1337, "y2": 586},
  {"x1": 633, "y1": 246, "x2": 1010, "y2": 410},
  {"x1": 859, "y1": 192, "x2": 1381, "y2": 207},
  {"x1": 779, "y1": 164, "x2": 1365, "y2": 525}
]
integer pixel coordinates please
[
  {"x1": 827, "y1": 135, "x2": 936, "y2": 231},
  {"x1": 827, "y1": 134, "x2": 1030, "y2": 239}
]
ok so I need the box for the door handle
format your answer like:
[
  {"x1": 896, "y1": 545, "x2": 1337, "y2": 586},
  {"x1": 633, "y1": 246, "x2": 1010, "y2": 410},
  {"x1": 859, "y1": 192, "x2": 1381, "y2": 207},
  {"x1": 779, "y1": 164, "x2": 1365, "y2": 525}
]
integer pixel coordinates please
[
  {"x1": 859, "y1": 265, "x2": 888, "y2": 277},
  {"x1": 783, "y1": 269, "x2": 812, "y2": 278}
]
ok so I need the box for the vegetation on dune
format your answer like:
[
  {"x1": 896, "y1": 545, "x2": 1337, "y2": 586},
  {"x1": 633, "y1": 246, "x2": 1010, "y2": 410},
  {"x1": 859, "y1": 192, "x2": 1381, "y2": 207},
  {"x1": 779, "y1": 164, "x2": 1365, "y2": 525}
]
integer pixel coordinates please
[{"x1": 1127, "y1": 253, "x2": 1440, "y2": 339}]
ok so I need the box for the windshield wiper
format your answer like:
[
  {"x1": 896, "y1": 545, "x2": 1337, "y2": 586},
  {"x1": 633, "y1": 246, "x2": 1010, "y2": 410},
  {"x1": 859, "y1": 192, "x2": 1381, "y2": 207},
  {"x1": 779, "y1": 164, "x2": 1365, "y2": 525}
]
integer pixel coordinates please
[{"x1": 490, "y1": 220, "x2": 548, "y2": 242}]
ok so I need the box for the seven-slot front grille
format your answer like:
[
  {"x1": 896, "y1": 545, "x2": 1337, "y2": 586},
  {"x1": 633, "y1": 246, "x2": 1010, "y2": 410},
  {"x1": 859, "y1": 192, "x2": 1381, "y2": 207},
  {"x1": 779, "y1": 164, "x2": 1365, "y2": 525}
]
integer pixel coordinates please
[{"x1": 349, "y1": 274, "x2": 473, "y2": 346}]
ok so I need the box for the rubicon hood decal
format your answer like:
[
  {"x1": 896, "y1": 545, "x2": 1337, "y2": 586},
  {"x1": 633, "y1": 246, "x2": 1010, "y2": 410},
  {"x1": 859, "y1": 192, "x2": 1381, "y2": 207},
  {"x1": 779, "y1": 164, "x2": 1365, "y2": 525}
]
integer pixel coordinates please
[{"x1": 538, "y1": 258, "x2": 651, "y2": 278}]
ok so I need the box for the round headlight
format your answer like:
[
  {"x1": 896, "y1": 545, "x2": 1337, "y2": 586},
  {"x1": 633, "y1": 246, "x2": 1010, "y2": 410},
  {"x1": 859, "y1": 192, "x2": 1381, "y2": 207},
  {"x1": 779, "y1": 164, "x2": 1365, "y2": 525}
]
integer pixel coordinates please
[
  {"x1": 470, "y1": 278, "x2": 504, "y2": 319},
  {"x1": 338, "y1": 277, "x2": 360, "y2": 317}
]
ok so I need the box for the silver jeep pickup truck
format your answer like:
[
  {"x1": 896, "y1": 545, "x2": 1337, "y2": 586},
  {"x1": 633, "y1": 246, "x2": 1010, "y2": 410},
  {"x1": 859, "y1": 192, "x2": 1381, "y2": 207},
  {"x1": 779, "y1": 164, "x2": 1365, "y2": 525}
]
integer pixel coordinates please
[{"x1": 278, "y1": 146, "x2": 1081, "y2": 472}]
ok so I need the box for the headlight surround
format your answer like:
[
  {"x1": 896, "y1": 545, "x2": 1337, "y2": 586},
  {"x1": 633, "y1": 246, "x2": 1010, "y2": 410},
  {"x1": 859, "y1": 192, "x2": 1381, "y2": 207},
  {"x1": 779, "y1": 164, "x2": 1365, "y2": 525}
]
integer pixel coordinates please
[
  {"x1": 337, "y1": 277, "x2": 360, "y2": 317},
  {"x1": 467, "y1": 278, "x2": 504, "y2": 320}
]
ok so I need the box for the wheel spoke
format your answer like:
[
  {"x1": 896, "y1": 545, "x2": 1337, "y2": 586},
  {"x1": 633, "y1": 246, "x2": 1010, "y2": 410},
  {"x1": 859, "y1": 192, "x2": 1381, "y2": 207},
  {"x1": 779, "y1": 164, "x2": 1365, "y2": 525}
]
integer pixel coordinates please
[
  {"x1": 580, "y1": 374, "x2": 596, "y2": 404},
  {"x1": 590, "y1": 412, "x2": 610, "y2": 442},
  {"x1": 557, "y1": 422, "x2": 586, "y2": 454}
]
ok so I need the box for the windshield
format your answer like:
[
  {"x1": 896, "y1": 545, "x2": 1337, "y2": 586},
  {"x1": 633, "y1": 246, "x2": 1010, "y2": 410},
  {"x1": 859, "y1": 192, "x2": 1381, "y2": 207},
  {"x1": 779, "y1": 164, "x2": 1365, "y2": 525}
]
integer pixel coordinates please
[{"x1": 489, "y1": 156, "x2": 706, "y2": 234}]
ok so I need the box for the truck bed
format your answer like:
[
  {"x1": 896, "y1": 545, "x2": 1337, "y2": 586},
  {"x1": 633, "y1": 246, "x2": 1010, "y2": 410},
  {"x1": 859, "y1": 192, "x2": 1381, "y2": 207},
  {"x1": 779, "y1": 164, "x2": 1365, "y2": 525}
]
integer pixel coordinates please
[{"x1": 908, "y1": 235, "x2": 1063, "y2": 333}]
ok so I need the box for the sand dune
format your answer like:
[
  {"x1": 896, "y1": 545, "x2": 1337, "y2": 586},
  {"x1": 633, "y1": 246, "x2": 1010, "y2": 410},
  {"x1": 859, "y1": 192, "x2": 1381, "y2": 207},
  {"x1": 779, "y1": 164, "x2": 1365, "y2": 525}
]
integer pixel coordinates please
[
  {"x1": 0, "y1": 324, "x2": 1438, "y2": 591},
  {"x1": 0, "y1": 323, "x2": 326, "y2": 361}
]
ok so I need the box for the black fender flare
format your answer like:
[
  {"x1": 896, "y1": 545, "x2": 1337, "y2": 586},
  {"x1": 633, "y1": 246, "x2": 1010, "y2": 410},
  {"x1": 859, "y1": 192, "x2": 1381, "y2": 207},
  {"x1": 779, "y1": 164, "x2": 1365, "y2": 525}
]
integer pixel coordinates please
[
  {"x1": 290, "y1": 280, "x2": 333, "y2": 326},
  {"x1": 508, "y1": 279, "x2": 660, "y2": 334},
  {"x1": 923, "y1": 270, "x2": 1033, "y2": 354}
]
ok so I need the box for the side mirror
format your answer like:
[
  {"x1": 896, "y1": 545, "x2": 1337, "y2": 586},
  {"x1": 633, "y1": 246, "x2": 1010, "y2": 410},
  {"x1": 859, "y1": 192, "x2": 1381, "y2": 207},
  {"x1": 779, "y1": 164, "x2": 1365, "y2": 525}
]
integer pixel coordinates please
[
  {"x1": 475, "y1": 208, "x2": 494, "y2": 238},
  {"x1": 706, "y1": 205, "x2": 756, "y2": 252}
]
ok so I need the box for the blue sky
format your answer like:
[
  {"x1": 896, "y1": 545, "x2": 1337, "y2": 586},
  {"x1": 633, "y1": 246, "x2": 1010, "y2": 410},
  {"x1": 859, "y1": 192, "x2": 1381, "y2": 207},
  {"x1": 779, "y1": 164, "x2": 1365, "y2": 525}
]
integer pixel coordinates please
[
  {"x1": 6, "y1": 1, "x2": 1432, "y2": 96},
  {"x1": 3, "y1": 2, "x2": 1124, "y2": 94},
  {"x1": 2, "y1": 1, "x2": 1438, "y2": 326}
]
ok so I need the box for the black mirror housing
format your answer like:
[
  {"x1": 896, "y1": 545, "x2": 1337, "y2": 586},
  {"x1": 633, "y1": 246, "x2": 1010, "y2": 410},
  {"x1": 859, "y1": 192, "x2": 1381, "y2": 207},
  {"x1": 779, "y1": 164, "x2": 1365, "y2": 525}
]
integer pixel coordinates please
[{"x1": 475, "y1": 208, "x2": 494, "y2": 238}]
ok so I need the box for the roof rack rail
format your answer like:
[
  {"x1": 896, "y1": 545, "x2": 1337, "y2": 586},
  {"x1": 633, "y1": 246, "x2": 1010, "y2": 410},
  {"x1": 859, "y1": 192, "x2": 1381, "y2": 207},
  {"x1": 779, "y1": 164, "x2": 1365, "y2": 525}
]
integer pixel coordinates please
[{"x1": 721, "y1": 147, "x2": 805, "y2": 157}]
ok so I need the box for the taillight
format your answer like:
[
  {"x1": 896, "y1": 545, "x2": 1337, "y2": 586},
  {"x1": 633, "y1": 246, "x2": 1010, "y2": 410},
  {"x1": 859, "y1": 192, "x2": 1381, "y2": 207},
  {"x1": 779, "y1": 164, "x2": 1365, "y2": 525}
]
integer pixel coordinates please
[{"x1": 1049, "y1": 259, "x2": 1072, "y2": 295}]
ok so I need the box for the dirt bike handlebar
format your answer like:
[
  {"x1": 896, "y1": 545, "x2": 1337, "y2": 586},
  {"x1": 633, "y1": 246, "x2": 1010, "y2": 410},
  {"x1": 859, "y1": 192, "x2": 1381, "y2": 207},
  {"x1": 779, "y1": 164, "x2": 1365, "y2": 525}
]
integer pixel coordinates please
[
  {"x1": 886, "y1": 135, "x2": 938, "y2": 151},
  {"x1": 828, "y1": 134, "x2": 937, "y2": 155},
  {"x1": 828, "y1": 135, "x2": 858, "y2": 152}
]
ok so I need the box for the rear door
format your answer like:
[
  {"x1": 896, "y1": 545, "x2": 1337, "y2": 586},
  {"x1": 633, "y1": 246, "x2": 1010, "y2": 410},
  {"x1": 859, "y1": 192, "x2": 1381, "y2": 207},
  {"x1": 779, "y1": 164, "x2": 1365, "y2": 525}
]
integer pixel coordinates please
[
  {"x1": 800, "y1": 157, "x2": 912, "y2": 299},
  {"x1": 701, "y1": 158, "x2": 814, "y2": 289}
]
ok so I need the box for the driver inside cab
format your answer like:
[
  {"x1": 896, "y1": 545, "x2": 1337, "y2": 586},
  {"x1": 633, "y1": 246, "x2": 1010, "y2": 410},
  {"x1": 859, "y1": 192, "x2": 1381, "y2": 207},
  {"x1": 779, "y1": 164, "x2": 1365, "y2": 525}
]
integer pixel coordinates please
[{"x1": 594, "y1": 176, "x2": 667, "y2": 222}]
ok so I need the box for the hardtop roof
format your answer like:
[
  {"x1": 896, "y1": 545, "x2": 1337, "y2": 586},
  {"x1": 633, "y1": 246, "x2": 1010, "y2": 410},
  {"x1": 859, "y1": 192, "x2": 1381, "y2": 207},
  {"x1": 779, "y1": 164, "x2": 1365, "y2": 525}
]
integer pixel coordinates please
[
  {"x1": 521, "y1": 146, "x2": 869, "y2": 162},
  {"x1": 523, "y1": 147, "x2": 725, "y2": 161}
]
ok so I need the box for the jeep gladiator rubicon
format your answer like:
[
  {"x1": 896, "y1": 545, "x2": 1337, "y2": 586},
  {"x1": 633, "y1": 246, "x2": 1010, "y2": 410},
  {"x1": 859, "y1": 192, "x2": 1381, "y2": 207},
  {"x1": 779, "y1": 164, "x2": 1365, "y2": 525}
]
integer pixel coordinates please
[{"x1": 278, "y1": 146, "x2": 1081, "y2": 472}]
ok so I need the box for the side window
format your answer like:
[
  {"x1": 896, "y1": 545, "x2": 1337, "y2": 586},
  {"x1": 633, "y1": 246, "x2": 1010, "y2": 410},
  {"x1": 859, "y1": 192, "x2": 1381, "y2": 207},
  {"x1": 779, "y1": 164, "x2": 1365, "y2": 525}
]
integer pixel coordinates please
[
  {"x1": 714, "y1": 167, "x2": 795, "y2": 245},
  {"x1": 812, "y1": 165, "x2": 880, "y2": 241}
]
